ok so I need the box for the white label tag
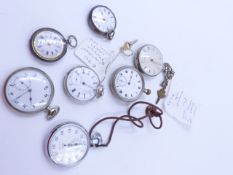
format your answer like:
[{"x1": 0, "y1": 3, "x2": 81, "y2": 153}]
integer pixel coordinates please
[
  {"x1": 164, "y1": 89, "x2": 198, "y2": 127},
  {"x1": 74, "y1": 39, "x2": 115, "y2": 81}
]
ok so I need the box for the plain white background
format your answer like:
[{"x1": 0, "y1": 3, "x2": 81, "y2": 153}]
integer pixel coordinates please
[{"x1": 0, "y1": 0, "x2": 233, "y2": 174}]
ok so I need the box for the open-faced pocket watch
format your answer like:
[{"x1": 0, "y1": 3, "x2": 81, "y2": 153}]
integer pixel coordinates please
[
  {"x1": 46, "y1": 122, "x2": 90, "y2": 167},
  {"x1": 30, "y1": 27, "x2": 78, "y2": 62},
  {"x1": 135, "y1": 44, "x2": 164, "y2": 76},
  {"x1": 88, "y1": 5, "x2": 117, "y2": 40},
  {"x1": 110, "y1": 66, "x2": 151, "y2": 102},
  {"x1": 64, "y1": 66, "x2": 104, "y2": 103},
  {"x1": 46, "y1": 101, "x2": 163, "y2": 167},
  {"x1": 4, "y1": 67, "x2": 59, "y2": 120}
]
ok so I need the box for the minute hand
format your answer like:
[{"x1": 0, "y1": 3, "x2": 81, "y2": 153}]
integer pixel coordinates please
[
  {"x1": 13, "y1": 89, "x2": 31, "y2": 101},
  {"x1": 128, "y1": 73, "x2": 133, "y2": 85},
  {"x1": 83, "y1": 82, "x2": 95, "y2": 90}
]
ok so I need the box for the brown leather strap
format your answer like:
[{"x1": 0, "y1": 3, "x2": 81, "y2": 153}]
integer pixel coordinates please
[{"x1": 89, "y1": 101, "x2": 163, "y2": 147}]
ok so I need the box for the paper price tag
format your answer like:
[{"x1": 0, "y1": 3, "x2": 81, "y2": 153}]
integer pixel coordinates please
[
  {"x1": 74, "y1": 39, "x2": 115, "y2": 81},
  {"x1": 164, "y1": 89, "x2": 198, "y2": 127}
]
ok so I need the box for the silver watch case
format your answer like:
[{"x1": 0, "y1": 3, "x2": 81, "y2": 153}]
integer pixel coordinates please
[
  {"x1": 4, "y1": 67, "x2": 55, "y2": 114},
  {"x1": 63, "y1": 66, "x2": 104, "y2": 104},
  {"x1": 30, "y1": 28, "x2": 77, "y2": 62},
  {"x1": 135, "y1": 44, "x2": 164, "y2": 77},
  {"x1": 88, "y1": 5, "x2": 117, "y2": 40},
  {"x1": 110, "y1": 66, "x2": 148, "y2": 102},
  {"x1": 46, "y1": 122, "x2": 90, "y2": 167}
]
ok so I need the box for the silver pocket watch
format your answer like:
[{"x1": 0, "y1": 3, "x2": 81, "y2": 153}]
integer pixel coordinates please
[
  {"x1": 135, "y1": 44, "x2": 164, "y2": 76},
  {"x1": 45, "y1": 102, "x2": 163, "y2": 167},
  {"x1": 30, "y1": 28, "x2": 78, "y2": 62},
  {"x1": 4, "y1": 67, "x2": 59, "y2": 120},
  {"x1": 64, "y1": 66, "x2": 104, "y2": 103},
  {"x1": 88, "y1": 5, "x2": 117, "y2": 40},
  {"x1": 46, "y1": 122, "x2": 90, "y2": 167},
  {"x1": 110, "y1": 66, "x2": 151, "y2": 102},
  {"x1": 46, "y1": 122, "x2": 102, "y2": 167}
]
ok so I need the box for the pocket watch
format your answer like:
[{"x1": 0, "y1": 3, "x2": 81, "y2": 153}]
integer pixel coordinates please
[
  {"x1": 30, "y1": 28, "x2": 77, "y2": 62},
  {"x1": 4, "y1": 67, "x2": 59, "y2": 120},
  {"x1": 45, "y1": 101, "x2": 163, "y2": 167},
  {"x1": 88, "y1": 5, "x2": 117, "y2": 40},
  {"x1": 135, "y1": 44, "x2": 163, "y2": 76},
  {"x1": 64, "y1": 66, "x2": 104, "y2": 103},
  {"x1": 46, "y1": 122, "x2": 90, "y2": 167},
  {"x1": 110, "y1": 66, "x2": 151, "y2": 102}
]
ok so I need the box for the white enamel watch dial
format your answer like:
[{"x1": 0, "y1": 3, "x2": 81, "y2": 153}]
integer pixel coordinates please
[
  {"x1": 30, "y1": 28, "x2": 77, "y2": 62},
  {"x1": 89, "y1": 5, "x2": 117, "y2": 40},
  {"x1": 64, "y1": 66, "x2": 104, "y2": 103},
  {"x1": 111, "y1": 66, "x2": 151, "y2": 102},
  {"x1": 136, "y1": 44, "x2": 163, "y2": 76},
  {"x1": 4, "y1": 67, "x2": 59, "y2": 119},
  {"x1": 47, "y1": 122, "x2": 90, "y2": 167}
]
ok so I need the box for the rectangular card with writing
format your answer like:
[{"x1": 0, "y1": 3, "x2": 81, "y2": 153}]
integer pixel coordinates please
[
  {"x1": 74, "y1": 39, "x2": 115, "y2": 81},
  {"x1": 164, "y1": 88, "x2": 198, "y2": 127}
]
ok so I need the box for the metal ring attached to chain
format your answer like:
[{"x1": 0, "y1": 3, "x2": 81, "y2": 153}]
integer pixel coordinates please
[
  {"x1": 107, "y1": 30, "x2": 115, "y2": 40},
  {"x1": 67, "y1": 35, "x2": 78, "y2": 48}
]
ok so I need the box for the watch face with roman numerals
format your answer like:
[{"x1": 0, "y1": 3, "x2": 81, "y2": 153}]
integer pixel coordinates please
[
  {"x1": 30, "y1": 28, "x2": 67, "y2": 62},
  {"x1": 64, "y1": 66, "x2": 101, "y2": 102},
  {"x1": 111, "y1": 66, "x2": 145, "y2": 102},
  {"x1": 4, "y1": 67, "x2": 54, "y2": 113}
]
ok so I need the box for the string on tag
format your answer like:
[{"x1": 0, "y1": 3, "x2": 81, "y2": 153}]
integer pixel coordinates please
[
  {"x1": 99, "y1": 40, "x2": 138, "y2": 83},
  {"x1": 74, "y1": 39, "x2": 138, "y2": 83},
  {"x1": 89, "y1": 101, "x2": 163, "y2": 147}
]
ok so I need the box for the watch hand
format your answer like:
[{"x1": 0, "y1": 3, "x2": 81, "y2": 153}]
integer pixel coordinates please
[
  {"x1": 82, "y1": 82, "x2": 95, "y2": 90},
  {"x1": 29, "y1": 89, "x2": 33, "y2": 105},
  {"x1": 74, "y1": 72, "x2": 83, "y2": 85},
  {"x1": 94, "y1": 18, "x2": 106, "y2": 23},
  {"x1": 63, "y1": 143, "x2": 81, "y2": 148},
  {"x1": 93, "y1": 14, "x2": 106, "y2": 22},
  {"x1": 64, "y1": 143, "x2": 79, "y2": 146},
  {"x1": 150, "y1": 59, "x2": 162, "y2": 66},
  {"x1": 13, "y1": 89, "x2": 31, "y2": 101},
  {"x1": 151, "y1": 59, "x2": 158, "y2": 65},
  {"x1": 28, "y1": 79, "x2": 32, "y2": 88},
  {"x1": 128, "y1": 73, "x2": 133, "y2": 85},
  {"x1": 19, "y1": 80, "x2": 30, "y2": 89}
]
